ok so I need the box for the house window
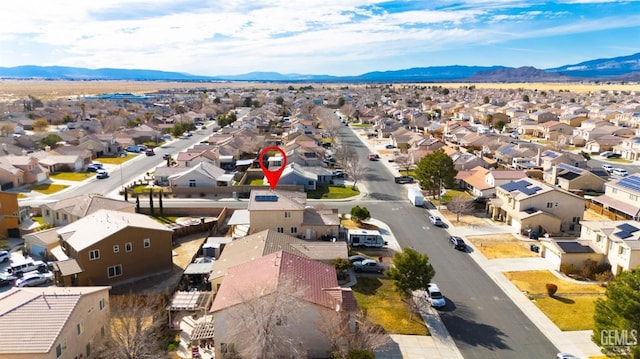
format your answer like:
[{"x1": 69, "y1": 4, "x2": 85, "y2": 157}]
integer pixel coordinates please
[
  {"x1": 631, "y1": 194, "x2": 638, "y2": 201},
  {"x1": 56, "y1": 344, "x2": 62, "y2": 358},
  {"x1": 56, "y1": 213, "x2": 60, "y2": 220},
  {"x1": 572, "y1": 217, "x2": 580, "y2": 223},
  {"x1": 619, "y1": 246, "x2": 625, "y2": 255},
  {"x1": 612, "y1": 188, "x2": 618, "y2": 194},
  {"x1": 277, "y1": 227, "x2": 284, "y2": 233},
  {"x1": 77, "y1": 322, "x2": 84, "y2": 335},
  {"x1": 45, "y1": 210, "x2": 50, "y2": 216},
  {"x1": 113, "y1": 245, "x2": 119, "y2": 253},
  {"x1": 189, "y1": 179, "x2": 196, "y2": 187},
  {"x1": 125, "y1": 242, "x2": 132, "y2": 252},
  {"x1": 86, "y1": 342, "x2": 91, "y2": 357},
  {"x1": 63, "y1": 214, "x2": 68, "y2": 221},
  {"x1": 108, "y1": 265, "x2": 123, "y2": 278},
  {"x1": 99, "y1": 298, "x2": 105, "y2": 311},
  {"x1": 284, "y1": 211, "x2": 291, "y2": 218},
  {"x1": 143, "y1": 238, "x2": 150, "y2": 248},
  {"x1": 291, "y1": 227, "x2": 297, "y2": 234},
  {"x1": 609, "y1": 241, "x2": 614, "y2": 252},
  {"x1": 89, "y1": 250, "x2": 100, "y2": 260},
  {"x1": 546, "y1": 202, "x2": 553, "y2": 208}
]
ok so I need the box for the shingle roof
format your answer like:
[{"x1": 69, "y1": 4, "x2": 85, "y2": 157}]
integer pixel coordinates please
[
  {"x1": 210, "y1": 251, "x2": 341, "y2": 313},
  {"x1": 0, "y1": 286, "x2": 110, "y2": 354},
  {"x1": 248, "y1": 189, "x2": 307, "y2": 211},
  {"x1": 57, "y1": 209, "x2": 173, "y2": 252},
  {"x1": 41, "y1": 194, "x2": 133, "y2": 217}
]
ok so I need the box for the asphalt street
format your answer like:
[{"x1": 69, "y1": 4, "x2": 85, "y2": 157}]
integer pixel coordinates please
[{"x1": 332, "y1": 125, "x2": 559, "y2": 359}]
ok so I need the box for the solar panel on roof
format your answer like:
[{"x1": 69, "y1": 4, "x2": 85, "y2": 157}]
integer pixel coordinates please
[
  {"x1": 617, "y1": 223, "x2": 639, "y2": 233},
  {"x1": 615, "y1": 231, "x2": 633, "y2": 239},
  {"x1": 543, "y1": 151, "x2": 558, "y2": 159},
  {"x1": 617, "y1": 177, "x2": 640, "y2": 192},
  {"x1": 501, "y1": 182, "x2": 520, "y2": 191},
  {"x1": 255, "y1": 195, "x2": 278, "y2": 202},
  {"x1": 557, "y1": 163, "x2": 583, "y2": 175}
]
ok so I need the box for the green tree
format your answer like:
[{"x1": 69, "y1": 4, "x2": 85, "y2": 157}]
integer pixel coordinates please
[
  {"x1": 171, "y1": 122, "x2": 185, "y2": 137},
  {"x1": 333, "y1": 258, "x2": 352, "y2": 281},
  {"x1": 385, "y1": 248, "x2": 435, "y2": 299},
  {"x1": 135, "y1": 195, "x2": 140, "y2": 213},
  {"x1": 149, "y1": 189, "x2": 154, "y2": 216},
  {"x1": 522, "y1": 94, "x2": 530, "y2": 102},
  {"x1": 338, "y1": 97, "x2": 346, "y2": 107},
  {"x1": 243, "y1": 97, "x2": 252, "y2": 107},
  {"x1": 593, "y1": 269, "x2": 640, "y2": 358},
  {"x1": 350, "y1": 206, "x2": 370, "y2": 223},
  {"x1": 494, "y1": 120, "x2": 506, "y2": 132},
  {"x1": 39, "y1": 134, "x2": 62, "y2": 150},
  {"x1": 275, "y1": 96, "x2": 284, "y2": 106},
  {"x1": 414, "y1": 149, "x2": 457, "y2": 198},
  {"x1": 32, "y1": 118, "x2": 50, "y2": 132},
  {"x1": 483, "y1": 96, "x2": 490, "y2": 104}
]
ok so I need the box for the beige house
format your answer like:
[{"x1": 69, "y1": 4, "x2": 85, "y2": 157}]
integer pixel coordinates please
[
  {"x1": 541, "y1": 221, "x2": 640, "y2": 275},
  {"x1": 40, "y1": 194, "x2": 136, "y2": 227},
  {"x1": 209, "y1": 229, "x2": 348, "y2": 292},
  {"x1": 458, "y1": 166, "x2": 527, "y2": 198},
  {"x1": 0, "y1": 286, "x2": 110, "y2": 359},
  {"x1": 489, "y1": 178, "x2": 585, "y2": 235},
  {"x1": 51, "y1": 209, "x2": 174, "y2": 286},
  {"x1": 246, "y1": 190, "x2": 340, "y2": 240},
  {"x1": 543, "y1": 163, "x2": 606, "y2": 193},
  {"x1": 592, "y1": 174, "x2": 640, "y2": 220},
  {"x1": 210, "y1": 250, "x2": 357, "y2": 358}
]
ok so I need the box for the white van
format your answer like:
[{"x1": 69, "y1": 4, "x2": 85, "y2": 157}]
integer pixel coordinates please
[
  {"x1": 612, "y1": 168, "x2": 629, "y2": 177},
  {"x1": 6, "y1": 259, "x2": 47, "y2": 277}
]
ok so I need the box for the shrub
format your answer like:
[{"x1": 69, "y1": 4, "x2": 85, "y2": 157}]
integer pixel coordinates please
[
  {"x1": 595, "y1": 271, "x2": 614, "y2": 286},
  {"x1": 350, "y1": 206, "x2": 371, "y2": 223},
  {"x1": 560, "y1": 263, "x2": 577, "y2": 276},
  {"x1": 346, "y1": 349, "x2": 375, "y2": 359},
  {"x1": 581, "y1": 258, "x2": 600, "y2": 279},
  {"x1": 546, "y1": 283, "x2": 558, "y2": 297}
]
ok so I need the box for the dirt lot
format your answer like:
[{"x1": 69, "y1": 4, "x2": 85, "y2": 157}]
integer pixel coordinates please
[
  {"x1": 439, "y1": 208, "x2": 491, "y2": 226},
  {"x1": 582, "y1": 208, "x2": 610, "y2": 221},
  {"x1": 466, "y1": 233, "x2": 539, "y2": 259}
]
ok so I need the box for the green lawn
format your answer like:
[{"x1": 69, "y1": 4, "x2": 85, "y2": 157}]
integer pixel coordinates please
[
  {"x1": 534, "y1": 295, "x2": 599, "y2": 331},
  {"x1": 96, "y1": 153, "x2": 136, "y2": 165},
  {"x1": 307, "y1": 185, "x2": 359, "y2": 199},
  {"x1": 50, "y1": 172, "x2": 95, "y2": 181},
  {"x1": 31, "y1": 216, "x2": 44, "y2": 225},
  {"x1": 248, "y1": 178, "x2": 265, "y2": 185},
  {"x1": 131, "y1": 185, "x2": 151, "y2": 194},
  {"x1": 27, "y1": 183, "x2": 68, "y2": 194},
  {"x1": 350, "y1": 123, "x2": 372, "y2": 128},
  {"x1": 399, "y1": 170, "x2": 416, "y2": 177},
  {"x1": 352, "y1": 277, "x2": 429, "y2": 335}
]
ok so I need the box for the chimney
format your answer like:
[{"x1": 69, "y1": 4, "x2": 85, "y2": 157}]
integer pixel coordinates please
[{"x1": 45, "y1": 145, "x2": 51, "y2": 152}]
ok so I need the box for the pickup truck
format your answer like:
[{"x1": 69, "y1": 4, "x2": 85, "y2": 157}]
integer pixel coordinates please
[
  {"x1": 394, "y1": 175, "x2": 414, "y2": 184},
  {"x1": 353, "y1": 259, "x2": 391, "y2": 273}
]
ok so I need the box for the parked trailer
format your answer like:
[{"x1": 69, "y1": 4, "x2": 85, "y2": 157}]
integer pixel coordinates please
[
  {"x1": 407, "y1": 188, "x2": 424, "y2": 207},
  {"x1": 347, "y1": 229, "x2": 386, "y2": 248}
]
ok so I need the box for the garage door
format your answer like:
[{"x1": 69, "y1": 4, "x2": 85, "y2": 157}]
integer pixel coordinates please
[
  {"x1": 543, "y1": 248, "x2": 561, "y2": 269},
  {"x1": 511, "y1": 220, "x2": 522, "y2": 234}
]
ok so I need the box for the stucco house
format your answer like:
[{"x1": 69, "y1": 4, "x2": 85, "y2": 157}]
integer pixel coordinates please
[
  {"x1": 0, "y1": 155, "x2": 49, "y2": 188},
  {"x1": 488, "y1": 178, "x2": 585, "y2": 235},
  {"x1": 210, "y1": 250, "x2": 357, "y2": 359},
  {"x1": 50, "y1": 209, "x2": 174, "y2": 287},
  {"x1": 458, "y1": 166, "x2": 527, "y2": 198},
  {"x1": 543, "y1": 163, "x2": 606, "y2": 193},
  {"x1": 275, "y1": 164, "x2": 318, "y2": 190},
  {"x1": 167, "y1": 162, "x2": 233, "y2": 188},
  {"x1": 0, "y1": 286, "x2": 111, "y2": 359},
  {"x1": 592, "y1": 174, "x2": 640, "y2": 220},
  {"x1": 0, "y1": 191, "x2": 19, "y2": 238},
  {"x1": 246, "y1": 190, "x2": 340, "y2": 240},
  {"x1": 40, "y1": 194, "x2": 136, "y2": 227}
]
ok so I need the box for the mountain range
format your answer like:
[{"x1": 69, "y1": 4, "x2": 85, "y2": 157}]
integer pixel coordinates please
[{"x1": 1, "y1": 52, "x2": 639, "y2": 83}]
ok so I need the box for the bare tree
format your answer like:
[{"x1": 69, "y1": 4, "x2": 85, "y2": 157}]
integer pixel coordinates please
[
  {"x1": 0, "y1": 123, "x2": 15, "y2": 137},
  {"x1": 395, "y1": 155, "x2": 413, "y2": 175},
  {"x1": 343, "y1": 147, "x2": 365, "y2": 190},
  {"x1": 446, "y1": 196, "x2": 476, "y2": 222},
  {"x1": 319, "y1": 310, "x2": 391, "y2": 356},
  {"x1": 94, "y1": 295, "x2": 168, "y2": 359}
]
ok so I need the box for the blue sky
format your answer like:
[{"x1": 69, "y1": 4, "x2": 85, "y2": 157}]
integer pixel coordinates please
[{"x1": 0, "y1": 0, "x2": 639, "y2": 76}]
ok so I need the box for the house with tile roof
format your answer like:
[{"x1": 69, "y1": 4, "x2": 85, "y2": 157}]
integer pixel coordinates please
[
  {"x1": 209, "y1": 229, "x2": 348, "y2": 291},
  {"x1": 50, "y1": 209, "x2": 174, "y2": 287},
  {"x1": 210, "y1": 250, "x2": 357, "y2": 358},
  {"x1": 0, "y1": 155, "x2": 49, "y2": 189},
  {"x1": 488, "y1": 178, "x2": 585, "y2": 235},
  {"x1": 40, "y1": 193, "x2": 136, "y2": 227},
  {"x1": 246, "y1": 190, "x2": 340, "y2": 240},
  {"x1": 591, "y1": 174, "x2": 640, "y2": 221},
  {"x1": 0, "y1": 286, "x2": 110, "y2": 359},
  {"x1": 458, "y1": 166, "x2": 527, "y2": 198}
]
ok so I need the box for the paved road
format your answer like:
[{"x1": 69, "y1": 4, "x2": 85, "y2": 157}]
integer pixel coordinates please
[{"x1": 333, "y1": 125, "x2": 559, "y2": 359}]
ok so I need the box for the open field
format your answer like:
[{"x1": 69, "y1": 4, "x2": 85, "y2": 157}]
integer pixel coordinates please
[
  {"x1": 504, "y1": 270, "x2": 606, "y2": 296},
  {"x1": 534, "y1": 295, "x2": 599, "y2": 331},
  {"x1": 2, "y1": 80, "x2": 640, "y2": 102},
  {"x1": 466, "y1": 233, "x2": 539, "y2": 258}
]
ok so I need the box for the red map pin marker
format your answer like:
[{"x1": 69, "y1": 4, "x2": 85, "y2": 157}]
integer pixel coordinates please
[{"x1": 259, "y1": 146, "x2": 287, "y2": 190}]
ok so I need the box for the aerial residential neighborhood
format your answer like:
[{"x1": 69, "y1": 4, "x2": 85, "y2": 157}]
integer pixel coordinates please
[{"x1": 0, "y1": 80, "x2": 639, "y2": 359}]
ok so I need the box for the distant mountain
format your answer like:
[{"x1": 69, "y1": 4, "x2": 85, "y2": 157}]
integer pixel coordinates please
[
  {"x1": 1, "y1": 52, "x2": 640, "y2": 82},
  {"x1": 467, "y1": 66, "x2": 572, "y2": 82},
  {"x1": 546, "y1": 52, "x2": 640, "y2": 78},
  {"x1": 0, "y1": 65, "x2": 214, "y2": 81}
]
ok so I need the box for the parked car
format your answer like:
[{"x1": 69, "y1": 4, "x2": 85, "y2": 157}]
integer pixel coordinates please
[
  {"x1": 332, "y1": 169, "x2": 345, "y2": 178},
  {"x1": 163, "y1": 153, "x2": 171, "y2": 160},
  {"x1": 352, "y1": 259, "x2": 390, "y2": 273},
  {"x1": 368, "y1": 154, "x2": 380, "y2": 161},
  {"x1": 145, "y1": 148, "x2": 156, "y2": 156},
  {"x1": 6, "y1": 259, "x2": 47, "y2": 277},
  {"x1": 86, "y1": 163, "x2": 103, "y2": 172},
  {"x1": 429, "y1": 215, "x2": 444, "y2": 227},
  {"x1": 0, "y1": 273, "x2": 16, "y2": 287},
  {"x1": 348, "y1": 255, "x2": 368, "y2": 263},
  {"x1": 612, "y1": 168, "x2": 629, "y2": 177},
  {"x1": 556, "y1": 353, "x2": 580, "y2": 359},
  {"x1": 449, "y1": 236, "x2": 467, "y2": 251},
  {"x1": 96, "y1": 169, "x2": 109, "y2": 179},
  {"x1": 602, "y1": 164, "x2": 614, "y2": 173},
  {"x1": 0, "y1": 250, "x2": 9, "y2": 263},
  {"x1": 126, "y1": 145, "x2": 141, "y2": 153},
  {"x1": 385, "y1": 144, "x2": 395, "y2": 149},
  {"x1": 15, "y1": 271, "x2": 53, "y2": 287},
  {"x1": 394, "y1": 175, "x2": 414, "y2": 184},
  {"x1": 600, "y1": 151, "x2": 621, "y2": 158},
  {"x1": 427, "y1": 283, "x2": 446, "y2": 308}
]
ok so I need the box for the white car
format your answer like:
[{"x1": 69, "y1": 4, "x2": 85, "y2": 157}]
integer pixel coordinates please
[
  {"x1": 429, "y1": 215, "x2": 444, "y2": 227},
  {"x1": 427, "y1": 283, "x2": 446, "y2": 308},
  {"x1": 96, "y1": 169, "x2": 109, "y2": 179},
  {"x1": 15, "y1": 271, "x2": 54, "y2": 287},
  {"x1": 612, "y1": 168, "x2": 629, "y2": 177},
  {"x1": 0, "y1": 250, "x2": 9, "y2": 263},
  {"x1": 602, "y1": 164, "x2": 614, "y2": 173}
]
